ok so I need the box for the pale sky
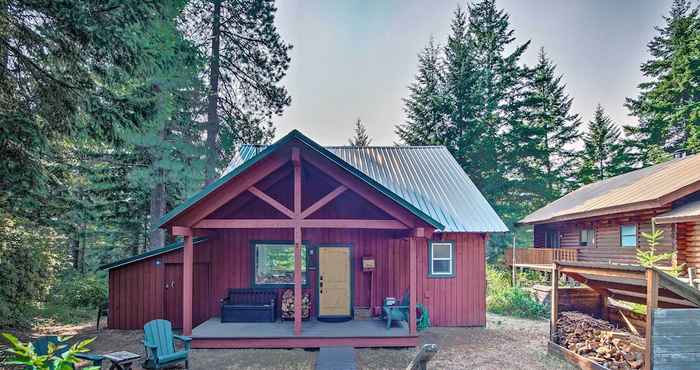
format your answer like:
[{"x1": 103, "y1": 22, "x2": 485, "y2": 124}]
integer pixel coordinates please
[{"x1": 272, "y1": 0, "x2": 673, "y2": 145}]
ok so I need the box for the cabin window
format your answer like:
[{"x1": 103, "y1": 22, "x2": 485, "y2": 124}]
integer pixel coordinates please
[
  {"x1": 545, "y1": 230, "x2": 560, "y2": 248},
  {"x1": 620, "y1": 225, "x2": 637, "y2": 248},
  {"x1": 428, "y1": 241, "x2": 455, "y2": 277},
  {"x1": 579, "y1": 228, "x2": 594, "y2": 246},
  {"x1": 253, "y1": 242, "x2": 307, "y2": 287}
]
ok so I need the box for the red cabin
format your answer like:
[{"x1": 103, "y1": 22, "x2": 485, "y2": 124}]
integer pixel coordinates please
[{"x1": 101, "y1": 130, "x2": 507, "y2": 348}]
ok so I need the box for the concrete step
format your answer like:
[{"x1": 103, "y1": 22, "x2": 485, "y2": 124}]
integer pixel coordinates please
[{"x1": 316, "y1": 346, "x2": 356, "y2": 370}]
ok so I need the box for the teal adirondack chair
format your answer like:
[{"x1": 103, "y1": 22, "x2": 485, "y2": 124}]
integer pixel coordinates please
[
  {"x1": 32, "y1": 336, "x2": 103, "y2": 369},
  {"x1": 143, "y1": 320, "x2": 191, "y2": 369},
  {"x1": 382, "y1": 290, "x2": 425, "y2": 329}
]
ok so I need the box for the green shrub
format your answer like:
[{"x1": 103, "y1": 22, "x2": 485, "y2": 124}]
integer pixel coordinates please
[
  {"x1": 1, "y1": 333, "x2": 98, "y2": 370},
  {"x1": 486, "y1": 265, "x2": 548, "y2": 319},
  {"x1": 0, "y1": 214, "x2": 59, "y2": 328},
  {"x1": 53, "y1": 274, "x2": 107, "y2": 309}
]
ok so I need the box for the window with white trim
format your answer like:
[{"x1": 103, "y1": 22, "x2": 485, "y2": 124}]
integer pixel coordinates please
[
  {"x1": 579, "y1": 228, "x2": 594, "y2": 246},
  {"x1": 620, "y1": 225, "x2": 637, "y2": 248},
  {"x1": 429, "y1": 241, "x2": 454, "y2": 277}
]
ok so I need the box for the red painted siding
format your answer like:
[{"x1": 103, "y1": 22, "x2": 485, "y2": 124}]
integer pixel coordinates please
[{"x1": 107, "y1": 229, "x2": 486, "y2": 329}]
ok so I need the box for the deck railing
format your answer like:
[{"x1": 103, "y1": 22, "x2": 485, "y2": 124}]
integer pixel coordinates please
[{"x1": 504, "y1": 247, "x2": 579, "y2": 266}]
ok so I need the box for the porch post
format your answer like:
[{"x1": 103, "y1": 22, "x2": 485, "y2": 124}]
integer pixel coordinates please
[
  {"x1": 175, "y1": 227, "x2": 194, "y2": 336},
  {"x1": 294, "y1": 226, "x2": 302, "y2": 336},
  {"x1": 292, "y1": 147, "x2": 302, "y2": 336},
  {"x1": 409, "y1": 235, "x2": 418, "y2": 335}
]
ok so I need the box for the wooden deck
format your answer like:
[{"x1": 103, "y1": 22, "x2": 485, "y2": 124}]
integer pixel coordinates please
[{"x1": 191, "y1": 317, "x2": 417, "y2": 349}]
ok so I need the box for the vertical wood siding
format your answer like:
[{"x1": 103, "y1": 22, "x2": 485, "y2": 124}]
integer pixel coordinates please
[{"x1": 107, "y1": 229, "x2": 486, "y2": 329}]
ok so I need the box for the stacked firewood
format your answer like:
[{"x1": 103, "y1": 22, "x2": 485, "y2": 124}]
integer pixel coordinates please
[
  {"x1": 554, "y1": 312, "x2": 645, "y2": 370},
  {"x1": 280, "y1": 289, "x2": 310, "y2": 320}
]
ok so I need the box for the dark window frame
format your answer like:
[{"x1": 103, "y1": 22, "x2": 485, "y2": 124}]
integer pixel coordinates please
[
  {"x1": 250, "y1": 240, "x2": 310, "y2": 289},
  {"x1": 427, "y1": 240, "x2": 456, "y2": 278},
  {"x1": 545, "y1": 230, "x2": 560, "y2": 248}
]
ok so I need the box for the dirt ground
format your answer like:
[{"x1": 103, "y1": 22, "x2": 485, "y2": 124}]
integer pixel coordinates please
[{"x1": 5, "y1": 314, "x2": 573, "y2": 370}]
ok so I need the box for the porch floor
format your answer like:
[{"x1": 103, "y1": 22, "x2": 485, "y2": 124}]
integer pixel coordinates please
[{"x1": 191, "y1": 317, "x2": 416, "y2": 348}]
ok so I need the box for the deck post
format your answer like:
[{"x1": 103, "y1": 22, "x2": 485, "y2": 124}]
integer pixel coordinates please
[
  {"x1": 292, "y1": 147, "x2": 302, "y2": 336},
  {"x1": 409, "y1": 235, "x2": 417, "y2": 335},
  {"x1": 644, "y1": 268, "x2": 659, "y2": 370},
  {"x1": 182, "y1": 230, "x2": 194, "y2": 335},
  {"x1": 550, "y1": 263, "x2": 559, "y2": 342}
]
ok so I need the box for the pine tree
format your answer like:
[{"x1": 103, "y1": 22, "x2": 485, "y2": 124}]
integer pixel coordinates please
[
  {"x1": 578, "y1": 105, "x2": 628, "y2": 184},
  {"x1": 511, "y1": 48, "x2": 581, "y2": 203},
  {"x1": 348, "y1": 119, "x2": 372, "y2": 146},
  {"x1": 183, "y1": 0, "x2": 292, "y2": 184},
  {"x1": 397, "y1": 38, "x2": 449, "y2": 145},
  {"x1": 624, "y1": 0, "x2": 700, "y2": 165}
]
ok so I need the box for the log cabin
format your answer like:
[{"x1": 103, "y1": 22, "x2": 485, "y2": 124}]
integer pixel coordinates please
[
  {"x1": 100, "y1": 130, "x2": 507, "y2": 348},
  {"x1": 511, "y1": 153, "x2": 700, "y2": 272}
]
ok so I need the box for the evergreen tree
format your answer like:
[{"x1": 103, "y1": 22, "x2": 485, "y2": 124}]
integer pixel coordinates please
[
  {"x1": 348, "y1": 118, "x2": 372, "y2": 146},
  {"x1": 578, "y1": 105, "x2": 627, "y2": 184},
  {"x1": 624, "y1": 0, "x2": 700, "y2": 165},
  {"x1": 183, "y1": 0, "x2": 292, "y2": 184},
  {"x1": 510, "y1": 48, "x2": 581, "y2": 204},
  {"x1": 397, "y1": 38, "x2": 449, "y2": 145}
]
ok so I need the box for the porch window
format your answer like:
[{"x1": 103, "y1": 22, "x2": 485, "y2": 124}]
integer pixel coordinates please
[
  {"x1": 579, "y1": 228, "x2": 594, "y2": 246},
  {"x1": 545, "y1": 230, "x2": 560, "y2": 248},
  {"x1": 253, "y1": 242, "x2": 308, "y2": 287},
  {"x1": 428, "y1": 241, "x2": 454, "y2": 277},
  {"x1": 620, "y1": 225, "x2": 637, "y2": 248}
]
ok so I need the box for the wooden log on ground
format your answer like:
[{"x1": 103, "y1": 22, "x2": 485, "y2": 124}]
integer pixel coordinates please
[{"x1": 405, "y1": 344, "x2": 439, "y2": 370}]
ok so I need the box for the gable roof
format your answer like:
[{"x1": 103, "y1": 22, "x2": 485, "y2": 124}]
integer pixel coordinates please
[
  {"x1": 226, "y1": 143, "x2": 507, "y2": 233},
  {"x1": 159, "y1": 129, "x2": 444, "y2": 230},
  {"x1": 99, "y1": 237, "x2": 208, "y2": 270},
  {"x1": 521, "y1": 153, "x2": 700, "y2": 224}
]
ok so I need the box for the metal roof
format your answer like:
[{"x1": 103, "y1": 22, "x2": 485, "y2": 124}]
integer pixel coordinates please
[
  {"x1": 655, "y1": 199, "x2": 700, "y2": 224},
  {"x1": 226, "y1": 143, "x2": 508, "y2": 233},
  {"x1": 157, "y1": 130, "x2": 442, "y2": 230},
  {"x1": 99, "y1": 237, "x2": 208, "y2": 270},
  {"x1": 521, "y1": 154, "x2": 700, "y2": 224}
]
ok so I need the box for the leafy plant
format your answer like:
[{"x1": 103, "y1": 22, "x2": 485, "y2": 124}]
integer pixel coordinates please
[
  {"x1": 1, "y1": 333, "x2": 98, "y2": 370},
  {"x1": 486, "y1": 265, "x2": 548, "y2": 319},
  {"x1": 637, "y1": 224, "x2": 684, "y2": 276},
  {"x1": 52, "y1": 274, "x2": 107, "y2": 309}
]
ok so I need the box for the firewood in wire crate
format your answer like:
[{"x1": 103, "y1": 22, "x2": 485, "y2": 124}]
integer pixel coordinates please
[
  {"x1": 555, "y1": 312, "x2": 645, "y2": 370},
  {"x1": 281, "y1": 289, "x2": 311, "y2": 319}
]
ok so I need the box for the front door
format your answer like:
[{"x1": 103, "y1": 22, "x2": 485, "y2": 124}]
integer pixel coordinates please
[{"x1": 318, "y1": 246, "x2": 352, "y2": 320}]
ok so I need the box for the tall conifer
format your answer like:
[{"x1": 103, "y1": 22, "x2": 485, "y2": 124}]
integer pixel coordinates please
[{"x1": 578, "y1": 105, "x2": 627, "y2": 184}]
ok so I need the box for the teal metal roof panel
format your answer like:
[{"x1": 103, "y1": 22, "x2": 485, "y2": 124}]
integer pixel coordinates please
[
  {"x1": 99, "y1": 237, "x2": 208, "y2": 270},
  {"x1": 227, "y1": 144, "x2": 507, "y2": 233}
]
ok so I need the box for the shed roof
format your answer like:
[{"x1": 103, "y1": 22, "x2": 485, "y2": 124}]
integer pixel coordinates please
[
  {"x1": 225, "y1": 143, "x2": 508, "y2": 233},
  {"x1": 99, "y1": 237, "x2": 208, "y2": 270},
  {"x1": 654, "y1": 199, "x2": 700, "y2": 224},
  {"x1": 556, "y1": 261, "x2": 700, "y2": 309},
  {"x1": 520, "y1": 154, "x2": 700, "y2": 224}
]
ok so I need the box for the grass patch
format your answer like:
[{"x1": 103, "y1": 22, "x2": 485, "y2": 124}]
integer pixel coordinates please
[{"x1": 487, "y1": 265, "x2": 548, "y2": 319}]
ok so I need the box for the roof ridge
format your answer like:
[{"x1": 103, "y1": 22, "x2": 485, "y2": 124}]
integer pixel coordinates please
[{"x1": 241, "y1": 144, "x2": 448, "y2": 149}]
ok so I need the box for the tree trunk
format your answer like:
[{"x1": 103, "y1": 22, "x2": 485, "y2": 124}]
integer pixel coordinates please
[
  {"x1": 71, "y1": 237, "x2": 80, "y2": 270},
  {"x1": 205, "y1": 0, "x2": 222, "y2": 185},
  {"x1": 149, "y1": 179, "x2": 166, "y2": 250}
]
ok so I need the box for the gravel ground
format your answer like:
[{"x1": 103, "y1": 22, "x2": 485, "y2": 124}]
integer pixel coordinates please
[{"x1": 6, "y1": 314, "x2": 573, "y2": 370}]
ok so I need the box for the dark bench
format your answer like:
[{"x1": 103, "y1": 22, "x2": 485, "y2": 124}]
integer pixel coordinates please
[{"x1": 220, "y1": 288, "x2": 277, "y2": 322}]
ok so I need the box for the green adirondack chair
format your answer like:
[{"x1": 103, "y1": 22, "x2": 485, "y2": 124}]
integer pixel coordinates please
[
  {"x1": 143, "y1": 319, "x2": 191, "y2": 369},
  {"x1": 32, "y1": 336, "x2": 103, "y2": 369},
  {"x1": 382, "y1": 290, "x2": 425, "y2": 329}
]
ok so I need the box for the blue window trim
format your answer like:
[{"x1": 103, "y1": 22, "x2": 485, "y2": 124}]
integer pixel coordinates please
[
  {"x1": 427, "y1": 240, "x2": 456, "y2": 278},
  {"x1": 250, "y1": 240, "x2": 311, "y2": 289},
  {"x1": 620, "y1": 224, "x2": 637, "y2": 248}
]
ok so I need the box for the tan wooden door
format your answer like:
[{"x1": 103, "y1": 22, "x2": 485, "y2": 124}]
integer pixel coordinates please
[{"x1": 318, "y1": 247, "x2": 351, "y2": 318}]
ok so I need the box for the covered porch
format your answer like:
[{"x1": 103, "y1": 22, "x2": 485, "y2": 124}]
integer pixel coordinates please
[
  {"x1": 161, "y1": 135, "x2": 439, "y2": 348},
  {"x1": 190, "y1": 317, "x2": 416, "y2": 348}
]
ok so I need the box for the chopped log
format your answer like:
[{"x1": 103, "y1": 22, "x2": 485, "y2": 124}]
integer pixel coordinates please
[
  {"x1": 280, "y1": 289, "x2": 310, "y2": 320},
  {"x1": 554, "y1": 312, "x2": 645, "y2": 370}
]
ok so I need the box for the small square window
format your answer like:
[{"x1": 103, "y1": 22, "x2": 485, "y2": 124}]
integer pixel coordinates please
[
  {"x1": 620, "y1": 225, "x2": 637, "y2": 248},
  {"x1": 580, "y1": 228, "x2": 594, "y2": 246},
  {"x1": 429, "y1": 241, "x2": 454, "y2": 277}
]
